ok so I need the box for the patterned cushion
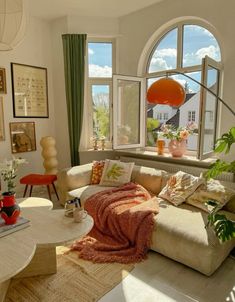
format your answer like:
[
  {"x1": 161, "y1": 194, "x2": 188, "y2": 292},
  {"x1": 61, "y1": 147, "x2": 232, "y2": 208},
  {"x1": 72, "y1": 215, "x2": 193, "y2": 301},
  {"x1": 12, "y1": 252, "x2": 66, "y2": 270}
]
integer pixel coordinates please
[
  {"x1": 186, "y1": 179, "x2": 235, "y2": 212},
  {"x1": 99, "y1": 160, "x2": 134, "y2": 187},
  {"x1": 90, "y1": 161, "x2": 105, "y2": 185},
  {"x1": 159, "y1": 171, "x2": 204, "y2": 206}
]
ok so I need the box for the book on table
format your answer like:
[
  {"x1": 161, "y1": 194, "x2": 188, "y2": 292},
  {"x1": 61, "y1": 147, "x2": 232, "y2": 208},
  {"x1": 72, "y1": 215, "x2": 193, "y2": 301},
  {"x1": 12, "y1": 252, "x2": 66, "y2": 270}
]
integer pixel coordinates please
[{"x1": 0, "y1": 217, "x2": 30, "y2": 238}]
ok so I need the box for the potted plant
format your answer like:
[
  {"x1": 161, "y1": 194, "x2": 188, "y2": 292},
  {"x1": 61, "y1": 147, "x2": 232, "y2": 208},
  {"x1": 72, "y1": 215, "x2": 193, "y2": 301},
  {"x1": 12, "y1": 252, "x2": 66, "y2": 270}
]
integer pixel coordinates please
[
  {"x1": 0, "y1": 157, "x2": 27, "y2": 224},
  {"x1": 160, "y1": 122, "x2": 197, "y2": 157},
  {"x1": 205, "y1": 127, "x2": 235, "y2": 242}
]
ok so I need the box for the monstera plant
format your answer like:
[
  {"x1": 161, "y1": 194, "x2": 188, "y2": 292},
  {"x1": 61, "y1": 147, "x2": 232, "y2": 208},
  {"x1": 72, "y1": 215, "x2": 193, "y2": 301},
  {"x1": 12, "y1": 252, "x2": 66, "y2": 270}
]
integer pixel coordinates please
[{"x1": 205, "y1": 127, "x2": 235, "y2": 242}]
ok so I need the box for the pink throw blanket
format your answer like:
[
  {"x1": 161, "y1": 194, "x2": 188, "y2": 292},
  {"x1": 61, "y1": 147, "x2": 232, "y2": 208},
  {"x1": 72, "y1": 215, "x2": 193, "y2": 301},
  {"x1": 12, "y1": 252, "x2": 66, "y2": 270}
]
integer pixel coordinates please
[{"x1": 71, "y1": 182, "x2": 159, "y2": 264}]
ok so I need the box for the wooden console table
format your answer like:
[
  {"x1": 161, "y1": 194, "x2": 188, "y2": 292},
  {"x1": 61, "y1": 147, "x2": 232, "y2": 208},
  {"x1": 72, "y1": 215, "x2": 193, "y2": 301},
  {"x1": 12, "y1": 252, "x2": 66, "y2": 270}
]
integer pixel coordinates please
[{"x1": 0, "y1": 197, "x2": 93, "y2": 302}]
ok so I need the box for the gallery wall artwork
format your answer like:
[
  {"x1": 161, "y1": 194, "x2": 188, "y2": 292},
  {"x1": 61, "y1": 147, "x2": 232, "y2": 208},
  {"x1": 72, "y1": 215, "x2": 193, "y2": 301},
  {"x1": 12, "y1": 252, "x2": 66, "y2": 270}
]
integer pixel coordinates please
[
  {"x1": 0, "y1": 68, "x2": 7, "y2": 94},
  {"x1": 11, "y1": 63, "x2": 49, "y2": 118},
  {"x1": 0, "y1": 97, "x2": 5, "y2": 141},
  {"x1": 9, "y1": 122, "x2": 36, "y2": 153}
]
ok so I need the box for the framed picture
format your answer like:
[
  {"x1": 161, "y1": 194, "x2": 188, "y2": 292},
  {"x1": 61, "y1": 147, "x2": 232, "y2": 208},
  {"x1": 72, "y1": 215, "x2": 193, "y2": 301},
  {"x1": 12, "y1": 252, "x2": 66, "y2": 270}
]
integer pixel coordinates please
[
  {"x1": 11, "y1": 63, "x2": 49, "y2": 118},
  {"x1": 0, "y1": 97, "x2": 5, "y2": 141},
  {"x1": 0, "y1": 68, "x2": 7, "y2": 94},
  {"x1": 9, "y1": 122, "x2": 36, "y2": 153}
]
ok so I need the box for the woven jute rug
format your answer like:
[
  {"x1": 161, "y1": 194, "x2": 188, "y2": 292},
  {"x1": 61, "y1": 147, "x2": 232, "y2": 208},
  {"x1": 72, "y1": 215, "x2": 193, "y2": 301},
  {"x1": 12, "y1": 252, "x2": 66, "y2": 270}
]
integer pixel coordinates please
[{"x1": 5, "y1": 246, "x2": 134, "y2": 302}]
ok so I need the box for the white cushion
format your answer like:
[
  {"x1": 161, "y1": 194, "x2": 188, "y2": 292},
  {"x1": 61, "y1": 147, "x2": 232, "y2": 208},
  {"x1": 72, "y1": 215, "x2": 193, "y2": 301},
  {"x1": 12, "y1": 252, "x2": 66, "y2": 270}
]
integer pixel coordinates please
[{"x1": 159, "y1": 171, "x2": 204, "y2": 206}]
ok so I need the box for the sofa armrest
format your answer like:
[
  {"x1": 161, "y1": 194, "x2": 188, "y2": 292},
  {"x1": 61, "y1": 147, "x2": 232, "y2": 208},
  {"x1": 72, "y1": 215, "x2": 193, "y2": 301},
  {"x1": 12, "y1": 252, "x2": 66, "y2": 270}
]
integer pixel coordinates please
[{"x1": 57, "y1": 163, "x2": 93, "y2": 205}]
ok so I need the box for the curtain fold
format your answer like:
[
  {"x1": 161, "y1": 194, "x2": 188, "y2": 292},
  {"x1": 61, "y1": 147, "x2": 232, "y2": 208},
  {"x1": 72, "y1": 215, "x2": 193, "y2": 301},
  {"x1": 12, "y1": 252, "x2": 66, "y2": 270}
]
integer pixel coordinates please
[{"x1": 62, "y1": 34, "x2": 87, "y2": 166}]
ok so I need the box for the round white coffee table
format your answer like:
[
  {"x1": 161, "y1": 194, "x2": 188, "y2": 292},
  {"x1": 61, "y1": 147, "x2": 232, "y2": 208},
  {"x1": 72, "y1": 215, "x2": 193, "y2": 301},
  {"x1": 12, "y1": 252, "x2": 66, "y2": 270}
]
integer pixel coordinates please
[{"x1": 0, "y1": 197, "x2": 93, "y2": 302}]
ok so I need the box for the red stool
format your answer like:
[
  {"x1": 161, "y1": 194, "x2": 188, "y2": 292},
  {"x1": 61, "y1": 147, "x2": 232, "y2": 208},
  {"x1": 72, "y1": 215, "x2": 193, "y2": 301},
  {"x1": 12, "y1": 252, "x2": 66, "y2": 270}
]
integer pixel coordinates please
[{"x1": 20, "y1": 174, "x2": 59, "y2": 201}]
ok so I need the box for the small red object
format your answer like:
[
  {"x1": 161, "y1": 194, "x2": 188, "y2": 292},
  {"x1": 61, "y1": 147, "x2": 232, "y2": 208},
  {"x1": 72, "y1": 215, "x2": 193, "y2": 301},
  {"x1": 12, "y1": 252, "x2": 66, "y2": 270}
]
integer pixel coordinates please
[{"x1": 20, "y1": 174, "x2": 59, "y2": 201}]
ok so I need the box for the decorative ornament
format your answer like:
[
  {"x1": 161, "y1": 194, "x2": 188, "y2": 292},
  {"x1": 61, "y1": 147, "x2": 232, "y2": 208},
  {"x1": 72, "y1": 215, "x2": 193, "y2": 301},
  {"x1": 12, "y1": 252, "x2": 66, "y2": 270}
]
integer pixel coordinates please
[{"x1": 0, "y1": 0, "x2": 28, "y2": 51}]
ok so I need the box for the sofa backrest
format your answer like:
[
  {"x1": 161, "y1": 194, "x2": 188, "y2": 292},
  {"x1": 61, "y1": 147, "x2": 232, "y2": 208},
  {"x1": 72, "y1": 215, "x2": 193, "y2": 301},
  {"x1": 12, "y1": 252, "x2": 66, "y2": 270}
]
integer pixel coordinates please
[{"x1": 131, "y1": 165, "x2": 168, "y2": 195}]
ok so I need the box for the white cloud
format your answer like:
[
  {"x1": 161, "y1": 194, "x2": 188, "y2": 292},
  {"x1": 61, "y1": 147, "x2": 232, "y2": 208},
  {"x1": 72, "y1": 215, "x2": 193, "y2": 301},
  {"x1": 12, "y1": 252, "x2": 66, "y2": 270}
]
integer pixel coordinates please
[
  {"x1": 186, "y1": 25, "x2": 214, "y2": 38},
  {"x1": 154, "y1": 48, "x2": 177, "y2": 58},
  {"x1": 149, "y1": 57, "x2": 171, "y2": 72},
  {"x1": 196, "y1": 45, "x2": 220, "y2": 60},
  {"x1": 88, "y1": 48, "x2": 94, "y2": 55},
  {"x1": 89, "y1": 64, "x2": 112, "y2": 77},
  {"x1": 183, "y1": 45, "x2": 220, "y2": 66}
]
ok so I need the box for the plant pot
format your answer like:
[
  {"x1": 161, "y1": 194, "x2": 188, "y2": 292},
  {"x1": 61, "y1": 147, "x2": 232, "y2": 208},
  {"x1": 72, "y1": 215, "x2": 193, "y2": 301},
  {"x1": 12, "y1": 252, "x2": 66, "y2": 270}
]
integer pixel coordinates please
[
  {"x1": 0, "y1": 192, "x2": 20, "y2": 225},
  {"x1": 168, "y1": 139, "x2": 187, "y2": 158}
]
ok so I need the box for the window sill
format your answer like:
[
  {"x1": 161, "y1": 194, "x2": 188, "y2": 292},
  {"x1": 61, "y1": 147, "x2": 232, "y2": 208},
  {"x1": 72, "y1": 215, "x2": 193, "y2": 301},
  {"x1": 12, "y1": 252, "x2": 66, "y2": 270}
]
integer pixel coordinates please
[{"x1": 115, "y1": 148, "x2": 216, "y2": 168}]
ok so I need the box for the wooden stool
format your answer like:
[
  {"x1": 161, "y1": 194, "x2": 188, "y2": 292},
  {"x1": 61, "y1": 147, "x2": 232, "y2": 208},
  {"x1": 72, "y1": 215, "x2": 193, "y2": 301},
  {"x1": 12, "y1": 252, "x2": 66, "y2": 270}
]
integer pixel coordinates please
[{"x1": 20, "y1": 174, "x2": 59, "y2": 201}]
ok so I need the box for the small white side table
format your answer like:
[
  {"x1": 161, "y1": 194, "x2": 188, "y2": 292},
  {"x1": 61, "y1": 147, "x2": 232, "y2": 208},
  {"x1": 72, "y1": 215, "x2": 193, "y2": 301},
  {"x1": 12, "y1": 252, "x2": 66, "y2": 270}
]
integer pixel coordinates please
[{"x1": 0, "y1": 197, "x2": 93, "y2": 302}]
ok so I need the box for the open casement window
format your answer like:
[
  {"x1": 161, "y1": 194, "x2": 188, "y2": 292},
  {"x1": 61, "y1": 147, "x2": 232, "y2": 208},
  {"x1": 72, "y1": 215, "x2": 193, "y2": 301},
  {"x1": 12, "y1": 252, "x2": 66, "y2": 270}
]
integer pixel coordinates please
[
  {"x1": 198, "y1": 56, "x2": 222, "y2": 160},
  {"x1": 113, "y1": 75, "x2": 146, "y2": 149}
]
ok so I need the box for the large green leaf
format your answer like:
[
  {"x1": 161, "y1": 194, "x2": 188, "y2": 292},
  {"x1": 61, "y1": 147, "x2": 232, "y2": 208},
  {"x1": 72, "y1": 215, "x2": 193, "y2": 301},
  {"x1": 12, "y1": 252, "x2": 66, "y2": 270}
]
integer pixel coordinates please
[{"x1": 230, "y1": 127, "x2": 235, "y2": 139}]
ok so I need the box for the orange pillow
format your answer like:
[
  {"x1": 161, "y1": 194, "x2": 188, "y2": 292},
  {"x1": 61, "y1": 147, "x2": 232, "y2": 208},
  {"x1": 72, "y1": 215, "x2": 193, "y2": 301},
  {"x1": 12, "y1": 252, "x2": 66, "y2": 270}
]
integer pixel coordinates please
[{"x1": 91, "y1": 161, "x2": 105, "y2": 184}]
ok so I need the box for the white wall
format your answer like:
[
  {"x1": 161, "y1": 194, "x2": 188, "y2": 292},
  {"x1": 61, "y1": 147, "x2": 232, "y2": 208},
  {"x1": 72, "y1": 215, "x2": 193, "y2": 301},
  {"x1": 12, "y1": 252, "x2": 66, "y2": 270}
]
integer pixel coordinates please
[
  {"x1": 118, "y1": 0, "x2": 235, "y2": 160},
  {"x1": 0, "y1": 17, "x2": 55, "y2": 191}
]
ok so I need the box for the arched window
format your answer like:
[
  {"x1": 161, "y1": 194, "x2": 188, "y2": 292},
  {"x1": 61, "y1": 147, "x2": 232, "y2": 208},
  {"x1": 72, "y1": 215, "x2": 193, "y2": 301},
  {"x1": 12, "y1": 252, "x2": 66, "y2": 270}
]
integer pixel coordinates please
[{"x1": 146, "y1": 23, "x2": 222, "y2": 158}]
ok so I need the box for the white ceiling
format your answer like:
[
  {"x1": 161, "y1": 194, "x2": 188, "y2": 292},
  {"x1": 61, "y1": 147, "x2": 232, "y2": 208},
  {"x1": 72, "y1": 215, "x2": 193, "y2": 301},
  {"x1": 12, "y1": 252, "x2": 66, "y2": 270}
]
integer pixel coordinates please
[{"x1": 29, "y1": 0, "x2": 163, "y2": 20}]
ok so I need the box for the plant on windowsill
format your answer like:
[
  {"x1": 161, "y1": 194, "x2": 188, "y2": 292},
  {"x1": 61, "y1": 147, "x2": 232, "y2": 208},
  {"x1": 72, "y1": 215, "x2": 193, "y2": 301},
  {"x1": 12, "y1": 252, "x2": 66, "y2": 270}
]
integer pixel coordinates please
[
  {"x1": 160, "y1": 122, "x2": 197, "y2": 158},
  {"x1": 205, "y1": 127, "x2": 235, "y2": 242}
]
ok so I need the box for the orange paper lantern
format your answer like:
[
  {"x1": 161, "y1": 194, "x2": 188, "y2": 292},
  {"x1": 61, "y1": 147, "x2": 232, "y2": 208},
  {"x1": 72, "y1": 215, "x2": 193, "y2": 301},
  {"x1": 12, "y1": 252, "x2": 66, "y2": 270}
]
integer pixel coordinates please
[{"x1": 147, "y1": 78, "x2": 186, "y2": 107}]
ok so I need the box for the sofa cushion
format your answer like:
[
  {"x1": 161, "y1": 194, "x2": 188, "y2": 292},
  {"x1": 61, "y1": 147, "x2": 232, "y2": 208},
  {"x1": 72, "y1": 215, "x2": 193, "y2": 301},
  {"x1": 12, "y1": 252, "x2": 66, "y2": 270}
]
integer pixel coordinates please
[
  {"x1": 159, "y1": 171, "x2": 204, "y2": 206},
  {"x1": 68, "y1": 185, "x2": 116, "y2": 207},
  {"x1": 186, "y1": 178, "x2": 235, "y2": 212},
  {"x1": 100, "y1": 160, "x2": 134, "y2": 187},
  {"x1": 151, "y1": 198, "x2": 235, "y2": 276},
  {"x1": 91, "y1": 161, "x2": 105, "y2": 184},
  {"x1": 131, "y1": 165, "x2": 167, "y2": 195},
  {"x1": 223, "y1": 195, "x2": 235, "y2": 214}
]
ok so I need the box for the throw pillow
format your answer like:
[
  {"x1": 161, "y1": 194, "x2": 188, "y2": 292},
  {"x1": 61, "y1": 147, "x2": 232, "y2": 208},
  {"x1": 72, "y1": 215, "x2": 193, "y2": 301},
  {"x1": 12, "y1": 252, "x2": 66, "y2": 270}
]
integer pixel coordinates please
[
  {"x1": 99, "y1": 160, "x2": 134, "y2": 187},
  {"x1": 186, "y1": 179, "x2": 235, "y2": 212},
  {"x1": 159, "y1": 171, "x2": 204, "y2": 206},
  {"x1": 91, "y1": 161, "x2": 105, "y2": 185}
]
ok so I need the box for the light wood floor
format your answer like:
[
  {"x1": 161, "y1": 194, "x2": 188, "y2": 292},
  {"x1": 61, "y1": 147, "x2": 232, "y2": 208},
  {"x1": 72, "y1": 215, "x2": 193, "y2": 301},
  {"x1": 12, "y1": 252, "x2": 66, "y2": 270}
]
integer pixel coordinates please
[{"x1": 30, "y1": 188, "x2": 235, "y2": 302}]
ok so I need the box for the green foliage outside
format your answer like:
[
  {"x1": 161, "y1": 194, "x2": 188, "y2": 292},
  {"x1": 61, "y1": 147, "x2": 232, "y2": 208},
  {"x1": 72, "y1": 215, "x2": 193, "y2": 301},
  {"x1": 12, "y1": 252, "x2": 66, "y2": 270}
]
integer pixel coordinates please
[
  {"x1": 93, "y1": 93, "x2": 109, "y2": 139},
  {"x1": 205, "y1": 126, "x2": 235, "y2": 242},
  {"x1": 147, "y1": 118, "x2": 159, "y2": 146}
]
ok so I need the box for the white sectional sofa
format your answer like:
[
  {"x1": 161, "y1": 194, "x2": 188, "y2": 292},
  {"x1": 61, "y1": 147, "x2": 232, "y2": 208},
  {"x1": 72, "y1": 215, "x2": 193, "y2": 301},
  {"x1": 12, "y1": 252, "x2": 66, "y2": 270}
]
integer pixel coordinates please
[{"x1": 57, "y1": 163, "x2": 235, "y2": 276}]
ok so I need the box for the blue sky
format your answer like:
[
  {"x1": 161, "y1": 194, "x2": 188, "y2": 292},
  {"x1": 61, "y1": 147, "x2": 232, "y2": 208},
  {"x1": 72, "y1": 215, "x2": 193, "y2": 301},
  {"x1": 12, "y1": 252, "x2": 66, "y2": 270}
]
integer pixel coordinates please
[
  {"x1": 148, "y1": 25, "x2": 221, "y2": 92},
  {"x1": 88, "y1": 42, "x2": 112, "y2": 78},
  {"x1": 89, "y1": 25, "x2": 220, "y2": 96}
]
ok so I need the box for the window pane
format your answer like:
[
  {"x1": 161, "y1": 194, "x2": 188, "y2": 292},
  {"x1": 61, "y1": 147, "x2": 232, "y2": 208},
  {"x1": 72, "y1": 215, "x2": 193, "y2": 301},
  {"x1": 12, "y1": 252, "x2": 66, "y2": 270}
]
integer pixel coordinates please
[
  {"x1": 202, "y1": 66, "x2": 219, "y2": 154},
  {"x1": 148, "y1": 28, "x2": 177, "y2": 73},
  {"x1": 92, "y1": 85, "x2": 110, "y2": 139},
  {"x1": 88, "y1": 42, "x2": 112, "y2": 77},
  {"x1": 183, "y1": 25, "x2": 221, "y2": 67},
  {"x1": 117, "y1": 80, "x2": 140, "y2": 145},
  {"x1": 146, "y1": 72, "x2": 200, "y2": 149}
]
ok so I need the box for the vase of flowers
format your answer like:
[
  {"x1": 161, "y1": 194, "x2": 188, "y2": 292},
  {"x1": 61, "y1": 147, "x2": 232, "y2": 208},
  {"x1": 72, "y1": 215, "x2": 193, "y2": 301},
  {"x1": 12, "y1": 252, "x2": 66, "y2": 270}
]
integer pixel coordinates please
[
  {"x1": 0, "y1": 157, "x2": 26, "y2": 224},
  {"x1": 160, "y1": 122, "x2": 197, "y2": 158}
]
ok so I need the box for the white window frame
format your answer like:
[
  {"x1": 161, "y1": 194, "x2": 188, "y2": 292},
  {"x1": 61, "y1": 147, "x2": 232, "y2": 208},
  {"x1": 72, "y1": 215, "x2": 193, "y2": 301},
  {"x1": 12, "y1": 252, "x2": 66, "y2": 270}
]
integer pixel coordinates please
[
  {"x1": 87, "y1": 38, "x2": 116, "y2": 148},
  {"x1": 144, "y1": 22, "x2": 222, "y2": 159},
  {"x1": 113, "y1": 74, "x2": 146, "y2": 150},
  {"x1": 198, "y1": 56, "x2": 222, "y2": 159}
]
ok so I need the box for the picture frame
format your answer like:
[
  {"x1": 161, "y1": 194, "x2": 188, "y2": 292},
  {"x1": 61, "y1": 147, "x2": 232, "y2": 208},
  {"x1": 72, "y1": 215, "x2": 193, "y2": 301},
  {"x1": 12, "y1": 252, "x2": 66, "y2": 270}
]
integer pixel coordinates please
[
  {"x1": 0, "y1": 68, "x2": 7, "y2": 94},
  {"x1": 0, "y1": 97, "x2": 5, "y2": 141},
  {"x1": 9, "y1": 122, "x2": 36, "y2": 153},
  {"x1": 11, "y1": 63, "x2": 49, "y2": 118}
]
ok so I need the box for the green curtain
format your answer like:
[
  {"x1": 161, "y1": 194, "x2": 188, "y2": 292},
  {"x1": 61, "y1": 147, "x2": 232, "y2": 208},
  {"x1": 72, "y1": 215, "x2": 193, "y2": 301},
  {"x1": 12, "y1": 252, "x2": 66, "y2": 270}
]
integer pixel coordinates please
[{"x1": 62, "y1": 34, "x2": 87, "y2": 166}]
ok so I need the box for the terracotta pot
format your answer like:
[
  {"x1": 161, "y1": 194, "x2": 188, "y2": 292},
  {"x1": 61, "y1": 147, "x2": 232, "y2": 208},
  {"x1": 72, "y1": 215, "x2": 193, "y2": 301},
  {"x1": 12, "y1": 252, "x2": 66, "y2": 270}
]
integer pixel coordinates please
[
  {"x1": 0, "y1": 193, "x2": 20, "y2": 225},
  {"x1": 168, "y1": 139, "x2": 187, "y2": 158}
]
